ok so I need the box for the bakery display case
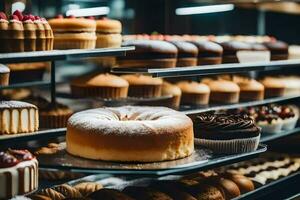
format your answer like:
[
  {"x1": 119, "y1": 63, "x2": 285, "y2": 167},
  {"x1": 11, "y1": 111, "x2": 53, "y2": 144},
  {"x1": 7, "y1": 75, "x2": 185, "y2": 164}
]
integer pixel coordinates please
[{"x1": 1, "y1": 0, "x2": 300, "y2": 199}]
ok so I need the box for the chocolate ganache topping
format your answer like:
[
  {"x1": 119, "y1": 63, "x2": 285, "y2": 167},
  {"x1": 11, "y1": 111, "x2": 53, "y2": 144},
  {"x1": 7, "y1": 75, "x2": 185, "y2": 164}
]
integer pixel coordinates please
[{"x1": 194, "y1": 113, "x2": 261, "y2": 140}]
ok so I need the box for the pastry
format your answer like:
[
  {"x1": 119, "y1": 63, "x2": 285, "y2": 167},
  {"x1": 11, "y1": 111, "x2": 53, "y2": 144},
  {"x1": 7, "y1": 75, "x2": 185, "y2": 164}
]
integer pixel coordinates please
[
  {"x1": 176, "y1": 81, "x2": 210, "y2": 105},
  {"x1": 232, "y1": 76, "x2": 264, "y2": 101},
  {"x1": 0, "y1": 88, "x2": 31, "y2": 100},
  {"x1": 0, "y1": 12, "x2": 9, "y2": 53},
  {"x1": 193, "y1": 113, "x2": 261, "y2": 153},
  {"x1": 260, "y1": 77, "x2": 285, "y2": 98},
  {"x1": 41, "y1": 17, "x2": 54, "y2": 50},
  {"x1": 277, "y1": 76, "x2": 300, "y2": 96},
  {"x1": 52, "y1": 184, "x2": 82, "y2": 199},
  {"x1": 206, "y1": 80, "x2": 240, "y2": 103},
  {"x1": 36, "y1": 188, "x2": 65, "y2": 200},
  {"x1": 121, "y1": 74, "x2": 162, "y2": 98},
  {"x1": 73, "y1": 182, "x2": 103, "y2": 197},
  {"x1": 34, "y1": 16, "x2": 46, "y2": 51},
  {"x1": 7, "y1": 13, "x2": 24, "y2": 52},
  {"x1": 118, "y1": 40, "x2": 178, "y2": 68},
  {"x1": 0, "y1": 149, "x2": 38, "y2": 199},
  {"x1": 96, "y1": 18, "x2": 122, "y2": 48},
  {"x1": 22, "y1": 14, "x2": 36, "y2": 51},
  {"x1": 88, "y1": 188, "x2": 134, "y2": 200},
  {"x1": 49, "y1": 16, "x2": 96, "y2": 49},
  {"x1": 71, "y1": 73, "x2": 129, "y2": 99},
  {"x1": 191, "y1": 41, "x2": 223, "y2": 65},
  {"x1": 123, "y1": 186, "x2": 173, "y2": 200},
  {"x1": 211, "y1": 177, "x2": 240, "y2": 199},
  {"x1": 39, "y1": 102, "x2": 73, "y2": 128},
  {"x1": 162, "y1": 81, "x2": 182, "y2": 108},
  {"x1": 189, "y1": 184, "x2": 225, "y2": 200},
  {"x1": 276, "y1": 105, "x2": 299, "y2": 130},
  {"x1": 0, "y1": 101, "x2": 39, "y2": 134},
  {"x1": 223, "y1": 173, "x2": 255, "y2": 194},
  {"x1": 0, "y1": 64, "x2": 10, "y2": 86},
  {"x1": 220, "y1": 41, "x2": 252, "y2": 63},
  {"x1": 170, "y1": 41, "x2": 198, "y2": 67},
  {"x1": 263, "y1": 41, "x2": 288, "y2": 60},
  {"x1": 28, "y1": 194, "x2": 52, "y2": 200},
  {"x1": 66, "y1": 106, "x2": 194, "y2": 162}
]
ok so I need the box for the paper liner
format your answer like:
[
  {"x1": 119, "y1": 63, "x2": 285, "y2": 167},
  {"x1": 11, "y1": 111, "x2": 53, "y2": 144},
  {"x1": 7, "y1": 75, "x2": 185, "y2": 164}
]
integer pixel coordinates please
[
  {"x1": 71, "y1": 86, "x2": 128, "y2": 99},
  {"x1": 257, "y1": 121, "x2": 283, "y2": 134},
  {"x1": 210, "y1": 91, "x2": 239, "y2": 103},
  {"x1": 282, "y1": 116, "x2": 299, "y2": 130},
  {"x1": 54, "y1": 39, "x2": 96, "y2": 50},
  {"x1": 128, "y1": 85, "x2": 162, "y2": 98},
  {"x1": 181, "y1": 93, "x2": 209, "y2": 105},
  {"x1": 194, "y1": 134, "x2": 260, "y2": 154}
]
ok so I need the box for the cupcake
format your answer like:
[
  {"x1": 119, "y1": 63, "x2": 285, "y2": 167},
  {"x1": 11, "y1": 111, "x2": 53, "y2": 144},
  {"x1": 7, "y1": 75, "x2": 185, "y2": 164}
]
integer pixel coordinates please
[
  {"x1": 161, "y1": 81, "x2": 182, "y2": 108},
  {"x1": 206, "y1": 80, "x2": 240, "y2": 103},
  {"x1": 7, "y1": 14, "x2": 24, "y2": 52},
  {"x1": 191, "y1": 41, "x2": 223, "y2": 65},
  {"x1": 0, "y1": 12, "x2": 9, "y2": 53},
  {"x1": 121, "y1": 74, "x2": 163, "y2": 98},
  {"x1": 220, "y1": 41, "x2": 252, "y2": 63},
  {"x1": 260, "y1": 77, "x2": 286, "y2": 98},
  {"x1": 232, "y1": 76, "x2": 265, "y2": 101},
  {"x1": 194, "y1": 113, "x2": 261, "y2": 153},
  {"x1": 176, "y1": 81, "x2": 210, "y2": 105},
  {"x1": 0, "y1": 64, "x2": 10, "y2": 86},
  {"x1": 275, "y1": 105, "x2": 299, "y2": 131},
  {"x1": 41, "y1": 18, "x2": 54, "y2": 50},
  {"x1": 255, "y1": 106, "x2": 283, "y2": 134},
  {"x1": 169, "y1": 41, "x2": 198, "y2": 67},
  {"x1": 34, "y1": 16, "x2": 46, "y2": 51},
  {"x1": 71, "y1": 73, "x2": 129, "y2": 99},
  {"x1": 22, "y1": 15, "x2": 36, "y2": 51}
]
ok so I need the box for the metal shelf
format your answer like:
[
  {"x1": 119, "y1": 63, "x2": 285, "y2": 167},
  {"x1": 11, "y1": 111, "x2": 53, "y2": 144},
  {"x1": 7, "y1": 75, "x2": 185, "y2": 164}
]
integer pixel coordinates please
[
  {"x1": 180, "y1": 95, "x2": 300, "y2": 115},
  {"x1": 0, "y1": 80, "x2": 51, "y2": 90},
  {"x1": 111, "y1": 59, "x2": 300, "y2": 78},
  {"x1": 0, "y1": 47, "x2": 135, "y2": 64},
  {"x1": 260, "y1": 127, "x2": 300, "y2": 143}
]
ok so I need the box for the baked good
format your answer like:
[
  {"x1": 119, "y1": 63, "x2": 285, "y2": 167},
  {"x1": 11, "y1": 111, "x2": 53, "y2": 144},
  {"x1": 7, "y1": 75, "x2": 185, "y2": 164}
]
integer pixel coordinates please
[
  {"x1": 49, "y1": 16, "x2": 96, "y2": 49},
  {"x1": 22, "y1": 15, "x2": 36, "y2": 51},
  {"x1": 7, "y1": 14, "x2": 24, "y2": 52},
  {"x1": 73, "y1": 182, "x2": 103, "y2": 197},
  {"x1": 96, "y1": 18, "x2": 122, "y2": 48},
  {"x1": 39, "y1": 102, "x2": 73, "y2": 128},
  {"x1": 0, "y1": 149, "x2": 38, "y2": 199},
  {"x1": 118, "y1": 40, "x2": 178, "y2": 68},
  {"x1": 276, "y1": 105, "x2": 299, "y2": 130},
  {"x1": 88, "y1": 188, "x2": 134, "y2": 200},
  {"x1": 176, "y1": 81, "x2": 210, "y2": 105},
  {"x1": 220, "y1": 41, "x2": 252, "y2": 63},
  {"x1": 255, "y1": 106, "x2": 283, "y2": 133},
  {"x1": 52, "y1": 184, "x2": 82, "y2": 199},
  {"x1": 66, "y1": 106, "x2": 194, "y2": 162},
  {"x1": 211, "y1": 177, "x2": 240, "y2": 199},
  {"x1": 121, "y1": 74, "x2": 162, "y2": 98},
  {"x1": 206, "y1": 80, "x2": 240, "y2": 103},
  {"x1": 28, "y1": 194, "x2": 52, "y2": 200},
  {"x1": 260, "y1": 77, "x2": 285, "y2": 98},
  {"x1": 36, "y1": 188, "x2": 65, "y2": 200},
  {"x1": 189, "y1": 184, "x2": 224, "y2": 200},
  {"x1": 0, "y1": 101, "x2": 39, "y2": 134},
  {"x1": 0, "y1": 12, "x2": 9, "y2": 53},
  {"x1": 123, "y1": 186, "x2": 173, "y2": 200},
  {"x1": 71, "y1": 73, "x2": 128, "y2": 99},
  {"x1": 0, "y1": 64, "x2": 10, "y2": 86},
  {"x1": 193, "y1": 113, "x2": 261, "y2": 153},
  {"x1": 232, "y1": 77, "x2": 264, "y2": 101},
  {"x1": 191, "y1": 41, "x2": 223, "y2": 65},
  {"x1": 277, "y1": 76, "x2": 300, "y2": 96},
  {"x1": 0, "y1": 88, "x2": 31, "y2": 100},
  {"x1": 169, "y1": 41, "x2": 198, "y2": 67},
  {"x1": 263, "y1": 41, "x2": 288, "y2": 60},
  {"x1": 33, "y1": 16, "x2": 46, "y2": 51},
  {"x1": 162, "y1": 81, "x2": 182, "y2": 108},
  {"x1": 41, "y1": 18, "x2": 54, "y2": 50},
  {"x1": 223, "y1": 173, "x2": 255, "y2": 194}
]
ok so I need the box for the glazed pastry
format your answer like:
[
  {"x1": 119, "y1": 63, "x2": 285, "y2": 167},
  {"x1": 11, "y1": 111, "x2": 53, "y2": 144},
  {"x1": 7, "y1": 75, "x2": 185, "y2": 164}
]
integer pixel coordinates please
[
  {"x1": 191, "y1": 41, "x2": 223, "y2": 65},
  {"x1": 211, "y1": 177, "x2": 240, "y2": 199},
  {"x1": 223, "y1": 173, "x2": 255, "y2": 194},
  {"x1": 176, "y1": 81, "x2": 210, "y2": 105},
  {"x1": 0, "y1": 64, "x2": 10, "y2": 86},
  {"x1": 36, "y1": 188, "x2": 65, "y2": 200},
  {"x1": 169, "y1": 41, "x2": 198, "y2": 67},
  {"x1": 190, "y1": 184, "x2": 225, "y2": 200},
  {"x1": 73, "y1": 182, "x2": 103, "y2": 197}
]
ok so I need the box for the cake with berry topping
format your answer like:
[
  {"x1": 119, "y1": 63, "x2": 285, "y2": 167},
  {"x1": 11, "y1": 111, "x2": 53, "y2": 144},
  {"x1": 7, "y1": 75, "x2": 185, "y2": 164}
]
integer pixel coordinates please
[
  {"x1": 0, "y1": 149, "x2": 38, "y2": 199},
  {"x1": 7, "y1": 12, "x2": 24, "y2": 52},
  {"x1": 22, "y1": 14, "x2": 36, "y2": 52}
]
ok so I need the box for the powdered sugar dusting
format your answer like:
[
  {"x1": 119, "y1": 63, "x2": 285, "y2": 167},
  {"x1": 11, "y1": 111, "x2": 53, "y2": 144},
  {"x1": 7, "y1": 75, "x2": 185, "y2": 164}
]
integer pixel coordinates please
[{"x1": 0, "y1": 101, "x2": 37, "y2": 109}]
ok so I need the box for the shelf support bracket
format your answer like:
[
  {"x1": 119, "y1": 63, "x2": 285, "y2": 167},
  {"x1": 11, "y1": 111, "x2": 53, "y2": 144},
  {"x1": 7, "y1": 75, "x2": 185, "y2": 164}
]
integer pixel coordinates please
[{"x1": 50, "y1": 61, "x2": 56, "y2": 105}]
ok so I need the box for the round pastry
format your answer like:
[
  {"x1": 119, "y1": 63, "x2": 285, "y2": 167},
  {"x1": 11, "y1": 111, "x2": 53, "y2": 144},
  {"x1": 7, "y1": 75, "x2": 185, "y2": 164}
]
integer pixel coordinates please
[
  {"x1": 123, "y1": 186, "x2": 173, "y2": 200},
  {"x1": 263, "y1": 41, "x2": 288, "y2": 60},
  {"x1": 206, "y1": 80, "x2": 240, "y2": 103},
  {"x1": 169, "y1": 41, "x2": 198, "y2": 67},
  {"x1": 73, "y1": 182, "x2": 103, "y2": 197},
  {"x1": 0, "y1": 149, "x2": 38, "y2": 199},
  {"x1": 211, "y1": 177, "x2": 241, "y2": 199},
  {"x1": 36, "y1": 188, "x2": 65, "y2": 200},
  {"x1": 259, "y1": 77, "x2": 285, "y2": 98},
  {"x1": 176, "y1": 81, "x2": 210, "y2": 105},
  {"x1": 193, "y1": 113, "x2": 261, "y2": 153},
  {"x1": 162, "y1": 81, "x2": 182, "y2": 108},
  {"x1": 191, "y1": 41, "x2": 223, "y2": 65},
  {"x1": 190, "y1": 184, "x2": 225, "y2": 200},
  {"x1": 0, "y1": 101, "x2": 39, "y2": 134},
  {"x1": 220, "y1": 41, "x2": 252, "y2": 63},
  {"x1": 39, "y1": 102, "x2": 73, "y2": 128},
  {"x1": 66, "y1": 106, "x2": 194, "y2": 162},
  {"x1": 232, "y1": 77, "x2": 265, "y2": 101},
  {"x1": 71, "y1": 73, "x2": 129, "y2": 99},
  {"x1": 223, "y1": 173, "x2": 255, "y2": 194},
  {"x1": 118, "y1": 40, "x2": 178, "y2": 68},
  {"x1": 49, "y1": 16, "x2": 96, "y2": 49},
  {"x1": 52, "y1": 184, "x2": 82, "y2": 199},
  {"x1": 22, "y1": 15, "x2": 36, "y2": 51},
  {"x1": 0, "y1": 64, "x2": 10, "y2": 86},
  {"x1": 88, "y1": 188, "x2": 134, "y2": 200},
  {"x1": 96, "y1": 18, "x2": 122, "y2": 48},
  {"x1": 121, "y1": 74, "x2": 163, "y2": 98}
]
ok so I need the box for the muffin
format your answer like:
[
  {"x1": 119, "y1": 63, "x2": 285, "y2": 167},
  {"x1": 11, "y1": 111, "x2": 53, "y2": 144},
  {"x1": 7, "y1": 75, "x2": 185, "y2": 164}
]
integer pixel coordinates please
[
  {"x1": 194, "y1": 113, "x2": 261, "y2": 153},
  {"x1": 169, "y1": 41, "x2": 198, "y2": 67},
  {"x1": 8, "y1": 62, "x2": 47, "y2": 83},
  {"x1": 232, "y1": 76, "x2": 264, "y2": 101},
  {"x1": 118, "y1": 40, "x2": 178, "y2": 68},
  {"x1": 191, "y1": 41, "x2": 223, "y2": 65},
  {"x1": 121, "y1": 74, "x2": 163, "y2": 98},
  {"x1": 176, "y1": 81, "x2": 210, "y2": 105},
  {"x1": 49, "y1": 16, "x2": 96, "y2": 49},
  {"x1": 162, "y1": 81, "x2": 182, "y2": 108},
  {"x1": 40, "y1": 102, "x2": 73, "y2": 128},
  {"x1": 71, "y1": 73, "x2": 129, "y2": 99},
  {"x1": 206, "y1": 80, "x2": 240, "y2": 103},
  {"x1": 0, "y1": 64, "x2": 10, "y2": 86},
  {"x1": 254, "y1": 106, "x2": 283, "y2": 134},
  {"x1": 96, "y1": 18, "x2": 122, "y2": 48},
  {"x1": 260, "y1": 77, "x2": 286, "y2": 98},
  {"x1": 220, "y1": 41, "x2": 252, "y2": 63},
  {"x1": 276, "y1": 105, "x2": 299, "y2": 131},
  {"x1": 263, "y1": 41, "x2": 288, "y2": 60}
]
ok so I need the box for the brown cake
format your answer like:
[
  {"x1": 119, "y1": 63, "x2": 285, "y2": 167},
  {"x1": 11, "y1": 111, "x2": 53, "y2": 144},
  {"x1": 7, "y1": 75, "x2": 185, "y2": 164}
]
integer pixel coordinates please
[
  {"x1": 191, "y1": 41, "x2": 223, "y2": 65},
  {"x1": 0, "y1": 64, "x2": 10, "y2": 86},
  {"x1": 71, "y1": 73, "x2": 129, "y2": 99},
  {"x1": 176, "y1": 81, "x2": 210, "y2": 105},
  {"x1": 169, "y1": 41, "x2": 198, "y2": 67},
  {"x1": 206, "y1": 80, "x2": 240, "y2": 103},
  {"x1": 7, "y1": 15, "x2": 24, "y2": 52},
  {"x1": 263, "y1": 41, "x2": 288, "y2": 60},
  {"x1": 232, "y1": 76, "x2": 265, "y2": 101},
  {"x1": 220, "y1": 41, "x2": 252, "y2": 63},
  {"x1": 162, "y1": 81, "x2": 182, "y2": 108},
  {"x1": 121, "y1": 74, "x2": 163, "y2": 98},
  {"x1": 260, "y1": 77, "x2": 286, "y2": 98},
  {"x1": 34, "y1": 16, "x2": 47, "y2": 51},
  {"x1": 22, "y1": 15, "x2": 36, "y2": 51}
]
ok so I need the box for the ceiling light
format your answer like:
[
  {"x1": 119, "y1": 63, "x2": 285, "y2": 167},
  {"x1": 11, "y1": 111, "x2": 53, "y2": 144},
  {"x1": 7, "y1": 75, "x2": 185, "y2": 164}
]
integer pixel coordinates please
[
  {"x1": 66, "y1": 6, "x2": 110, "y2": 17},
  {"x1": 175, "y1": 4, "x2": 234, "y2": 15}
]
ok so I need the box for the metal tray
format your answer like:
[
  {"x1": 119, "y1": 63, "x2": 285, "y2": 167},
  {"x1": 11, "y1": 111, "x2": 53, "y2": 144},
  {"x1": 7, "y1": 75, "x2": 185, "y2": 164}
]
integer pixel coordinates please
[{"x1": 38, "y1": 144, "x2": 267, "y2": 176}]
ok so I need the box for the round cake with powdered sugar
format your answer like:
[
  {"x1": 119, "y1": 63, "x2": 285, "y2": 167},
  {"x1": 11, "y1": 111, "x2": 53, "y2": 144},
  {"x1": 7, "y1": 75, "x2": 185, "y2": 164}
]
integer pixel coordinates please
[{"x1": 66, "y1": 106, "x2": 194, "y2": 162}]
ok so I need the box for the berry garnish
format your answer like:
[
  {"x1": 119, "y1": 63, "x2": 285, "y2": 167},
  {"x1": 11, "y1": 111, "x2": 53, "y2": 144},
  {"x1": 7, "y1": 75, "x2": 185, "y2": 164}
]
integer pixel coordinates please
[
  {"x1": 10, "y1": 15, "x2": 19, "y2": 21},
  {"x1": 13, "y1": 10, "x2": 23, "y2": 21},
  {"x1": 56, "y1": 14, "x2": 63, "y2": 19},
  {"x1": 87, "y1": 16, "x2": 95, "y2": 20},
  {"x1": 34, "y1": 15, "x2": 41, "y2": 20},
  {"x1": 0, "y1": 12, "x2": 7, "y2": 20},
  {"x1": 22, "y1": 15, "x2": 31, "y2": 21},
  {"x1": 68, "y1": 15, "x2": 76, "y2": 18},
  {"x1": 8, "y1": 149, "x2": 34, "y2": 161},
  {"x1": 0, "y1": 152, "x2": 19, "y2": 168}
]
